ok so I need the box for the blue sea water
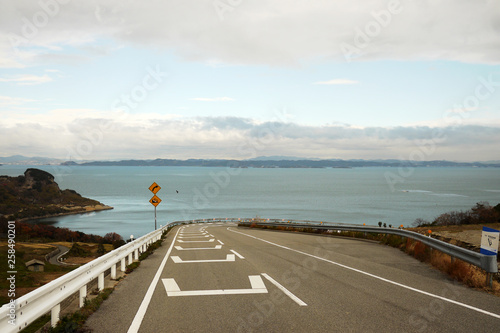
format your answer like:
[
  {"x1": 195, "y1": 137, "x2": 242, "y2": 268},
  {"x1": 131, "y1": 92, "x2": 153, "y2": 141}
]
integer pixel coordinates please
[{"x1": 1, "y1": 165, "x2": 499, "y2": 239}]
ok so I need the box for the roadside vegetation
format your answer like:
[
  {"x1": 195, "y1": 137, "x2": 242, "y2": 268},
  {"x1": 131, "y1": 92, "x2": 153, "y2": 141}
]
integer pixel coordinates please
[{"x1": 412, "y1": 202, "x2": 500, "y2": 227}]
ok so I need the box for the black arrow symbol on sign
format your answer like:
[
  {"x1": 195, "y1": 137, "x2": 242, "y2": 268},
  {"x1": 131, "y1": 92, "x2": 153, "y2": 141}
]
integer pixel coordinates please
[{"x1": 151, "y1": 185, "x2": 159, "y2": 192}]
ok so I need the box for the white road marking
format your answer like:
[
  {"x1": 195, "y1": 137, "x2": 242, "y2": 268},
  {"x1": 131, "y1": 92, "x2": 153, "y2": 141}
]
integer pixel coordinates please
[
  {"x1": 228, "y1": 228, "x2": 500, "y2": 320},
  {"x1": 178, "y1": 239, "x2": 215, "y2": 243},
  {"x1": 230, "y1": 249, "x2": 245, "y2": 259},
  {"x1": 171, "y1": 254, "x2": 236, "y2": 263},
  {"x1": 127, "y1": 228, "x2": 181, "y2": 333},
  {"x1": 174, "y1": 245, "x2": 222, "y2": 250},
  {"x1": 218, "y1": 240, "x2": 224, "y2": 245},
  {"x1": 162, "y1": 275, "x2": 268, "y2": 296},
  {"x1": 178, "y1": 235, "x2": 210, "y2": 238},
  {"x1": 261, "y1": 273, "x2": 307, "y2": 306}
]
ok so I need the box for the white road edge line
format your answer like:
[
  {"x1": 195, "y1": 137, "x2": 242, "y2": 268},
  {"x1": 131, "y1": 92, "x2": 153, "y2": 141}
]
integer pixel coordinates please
[
  {"x1": 127, "y1": 227, "x2": 181, "y2": 333},
  {"x1": 261, "y1": 273, "x2": 307, "y2": 306},
  {"x1": 228, "y1": 227, "x2": 500, "y2": 319},
  {"x1": 230, "y1": 249, "x2": 245, "y2": 259}
]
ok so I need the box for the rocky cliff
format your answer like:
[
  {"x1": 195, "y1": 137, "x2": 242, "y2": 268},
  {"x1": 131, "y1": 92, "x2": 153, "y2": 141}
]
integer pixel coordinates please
[{"x1": 0, "y1": 168, "x2": 112, "y2": 220}]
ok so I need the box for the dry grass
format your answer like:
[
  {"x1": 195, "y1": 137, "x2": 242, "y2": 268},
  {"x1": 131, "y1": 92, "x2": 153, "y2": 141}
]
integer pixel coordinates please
[
  {"x1": 425, "y1": 244, "x2": 500, "y2": 295},
  {"x1": 0, "y1": 241, "x2": 56, "y2": 250}
]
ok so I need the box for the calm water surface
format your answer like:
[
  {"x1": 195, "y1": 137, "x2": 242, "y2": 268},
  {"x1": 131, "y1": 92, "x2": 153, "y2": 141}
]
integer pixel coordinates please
[{"x1": 1, "y1": 165, "x2": 499, "y2": 238}]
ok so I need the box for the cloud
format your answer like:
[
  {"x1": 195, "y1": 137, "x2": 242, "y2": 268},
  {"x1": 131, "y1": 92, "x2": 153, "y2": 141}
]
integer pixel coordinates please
[
  {"x1": 191, "y1": 97, "x2": 235, "y2": 102},
  {"x1": 313, "y1": 79, "x2": 359, "y2": 85},
  {"x1": 1, "y1": 113, "x2": 498, "y2": 161},
  {"x1": 1, "y1": 1, "x2": 499, "y2": 68},
  {"x1": 0, "y1": 95, "x2": 37, "y2": 107},
  {"x1": 0, "y1": 74, "x2": 52, "y2": 85}
]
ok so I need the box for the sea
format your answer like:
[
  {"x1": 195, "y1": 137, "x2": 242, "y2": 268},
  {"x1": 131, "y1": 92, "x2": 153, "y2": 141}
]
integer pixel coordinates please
[{"x1": 1, "y1": 165, "x2": 499, "y2": 239}]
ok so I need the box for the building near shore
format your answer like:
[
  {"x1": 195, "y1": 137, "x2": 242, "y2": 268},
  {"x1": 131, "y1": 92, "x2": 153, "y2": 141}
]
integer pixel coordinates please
[{"x1": 25, "y1": 259, "x2": 45, "y2": 272}]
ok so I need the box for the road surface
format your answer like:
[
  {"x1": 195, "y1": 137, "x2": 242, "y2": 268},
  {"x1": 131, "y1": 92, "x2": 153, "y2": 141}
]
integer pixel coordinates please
[{"x1": 86, "y1": 223, "x2": 500, "y2": 332}]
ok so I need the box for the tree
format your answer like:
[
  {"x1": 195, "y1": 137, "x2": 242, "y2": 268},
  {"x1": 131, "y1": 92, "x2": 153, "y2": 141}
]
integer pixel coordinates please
[
  {"x1": 104, "y1": 232, "x2": 123, "y2": 244},
  {"x1": 412, "y1": 218, "x2": 429, "y2": 227},
  {"x1": 378, "y1": 222, "x2": 382, "y2": 227},
  {"x1": 112, "y1": 239, "x2": 126, "y2": 249},
  {"x1": 97, "y1": 243, "x2": 106, "y2": 256}
]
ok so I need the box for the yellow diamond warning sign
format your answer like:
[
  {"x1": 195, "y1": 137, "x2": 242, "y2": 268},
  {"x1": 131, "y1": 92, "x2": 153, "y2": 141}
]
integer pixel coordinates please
[
  {"x1": 149, "y1": 182, "x2": 161, "y2": 194},
  {"x1": 150, "y1": 195, "x2": 162, "y2": 207}
]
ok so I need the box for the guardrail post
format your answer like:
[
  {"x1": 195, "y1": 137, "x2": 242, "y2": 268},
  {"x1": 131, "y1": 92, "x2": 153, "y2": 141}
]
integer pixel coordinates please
[
  {"x1": 79, "y1": 285, "x2": 87, "y2": 307},
  {"x1": 111, "y1": 263, "x2": 117, "y2": 279},
  {"x1": 486, "y1": 273, "x2": 493, "y2": 288},
  {"x1": 51, "y1": 304, "x2": 60, "y2": 327},
  {"x1": 134, "y1": 249, "x2": 139, "y2": 260},
  {"x1": 121, "y1": 258, "x2": 126, "y2": 272},
  {"x1": 128, "y1": 253, "x2": 133, "y2": 265},
  {"x1": 98, "y1": 272, "x2": 104, "y2": 291}
]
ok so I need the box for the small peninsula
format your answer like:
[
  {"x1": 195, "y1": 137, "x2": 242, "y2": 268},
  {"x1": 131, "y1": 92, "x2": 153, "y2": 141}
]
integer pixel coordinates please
[{"x1": 0, "y1": 168, "x2": 112, "y2": 221}]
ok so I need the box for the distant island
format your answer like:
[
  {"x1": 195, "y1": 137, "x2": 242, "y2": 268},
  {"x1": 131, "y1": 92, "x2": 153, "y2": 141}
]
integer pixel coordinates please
[
  {"x1": 1, "y1": 155, "x2": 499, "y2": 168},
  {"x1": 0, "y1": 168, "x2": 112, "y2": 221},
  {"x1": 66, "y1": 158, "x2": 500, "y2": 168}
]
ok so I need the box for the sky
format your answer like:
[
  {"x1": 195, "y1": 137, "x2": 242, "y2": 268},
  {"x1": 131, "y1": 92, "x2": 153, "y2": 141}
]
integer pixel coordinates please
[{"x1": 0, "y1": 0, "x2": 499, "y2": 162}]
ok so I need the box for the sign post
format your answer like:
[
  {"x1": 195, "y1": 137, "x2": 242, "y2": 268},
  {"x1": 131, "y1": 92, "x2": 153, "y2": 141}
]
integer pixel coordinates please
[
  {"x1": 149, "y1": 182, "x2": 162, "y2": 230},
  {"x1": 480, "y1": 226, "x2": 499, "y2": 288}
]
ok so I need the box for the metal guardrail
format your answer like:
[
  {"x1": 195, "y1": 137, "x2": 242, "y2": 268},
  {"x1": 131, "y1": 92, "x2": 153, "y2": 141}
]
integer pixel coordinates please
[
  {"x1": 1, "y1": 217, "x2": 497, "y2": 332},
  {"x1": 236, "y1": 220, "x2": 498, "y2": 274}
]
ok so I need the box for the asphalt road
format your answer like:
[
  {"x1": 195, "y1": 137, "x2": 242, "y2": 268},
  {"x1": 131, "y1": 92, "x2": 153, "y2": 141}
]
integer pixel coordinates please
[
  {"x1": 86, "y1": 223, "x2": 500, "y2": 332},
  {"x1": 48, "y1": 244, "x2": 69, "y2": 266}
]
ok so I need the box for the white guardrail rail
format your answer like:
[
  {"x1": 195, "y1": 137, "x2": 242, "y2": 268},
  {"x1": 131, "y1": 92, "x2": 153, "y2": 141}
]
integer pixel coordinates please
[{"x1": 1, "y1": 218, "x2": 497, "y2": 332}]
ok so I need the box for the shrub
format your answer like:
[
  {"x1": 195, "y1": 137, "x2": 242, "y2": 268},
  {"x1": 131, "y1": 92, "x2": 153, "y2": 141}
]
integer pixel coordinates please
[{"x1": 125, "y1": 262, "x2": 140, "y2": 274}]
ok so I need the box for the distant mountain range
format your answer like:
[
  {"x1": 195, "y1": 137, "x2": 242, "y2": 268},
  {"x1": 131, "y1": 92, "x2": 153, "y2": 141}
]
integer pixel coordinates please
[
  {"x1": 1, "y1": 155, "x2": 499, "y2": 168},
  {"x1": 73, "y1": 158, "x2": 500, "y2": 168},
  {"x1": 0, "y1": 155, "x2": 65, "y2": 165}
]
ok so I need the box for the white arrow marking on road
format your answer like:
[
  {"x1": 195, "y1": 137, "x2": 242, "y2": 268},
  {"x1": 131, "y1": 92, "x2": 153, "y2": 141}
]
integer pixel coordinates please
[
  {"x1": 230, "y1": 249, "x2": 245, "y2": 259},
  {"x1": 162, "y1": 275, "x2": 268, "y2": 296},
  {"x1": 174, "y1": 245, "x2": 222, "y2": 250},
  {"x1": 177, "y1": 239, "x2": 215, "y2": 243},
  {"x1": 170, "y1": 254, "x2": 235, "y2": 263}
]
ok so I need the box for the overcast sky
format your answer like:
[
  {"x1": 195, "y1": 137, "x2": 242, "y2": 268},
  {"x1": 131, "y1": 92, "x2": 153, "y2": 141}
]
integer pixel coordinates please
[{"x1": 1, "y1": 0, "x2": 499, "y2": 161}]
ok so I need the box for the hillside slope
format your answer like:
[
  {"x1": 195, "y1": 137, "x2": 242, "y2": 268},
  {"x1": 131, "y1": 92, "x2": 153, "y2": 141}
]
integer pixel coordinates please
[{"x1": 0, "y1": 168, "x2": 112, "y2": 220}]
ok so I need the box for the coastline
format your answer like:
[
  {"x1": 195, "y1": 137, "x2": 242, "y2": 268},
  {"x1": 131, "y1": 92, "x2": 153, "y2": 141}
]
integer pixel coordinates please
[{"x1": 18, "y1": 204, "x2": 114, "y2": 223}]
